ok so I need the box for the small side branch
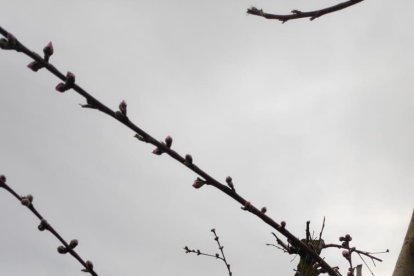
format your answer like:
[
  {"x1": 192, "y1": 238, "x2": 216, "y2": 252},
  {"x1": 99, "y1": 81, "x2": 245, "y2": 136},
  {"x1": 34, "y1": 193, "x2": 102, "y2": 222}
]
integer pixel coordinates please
[
  {"x1": 247, "y1": 0, "x2": 365, "y2": 23},
  {"x1": 184, "y1": 229, "x2": 233, "y2": 276},
  {"x1": 0, "y1": 175, "x2": 98, "y2": 276}
]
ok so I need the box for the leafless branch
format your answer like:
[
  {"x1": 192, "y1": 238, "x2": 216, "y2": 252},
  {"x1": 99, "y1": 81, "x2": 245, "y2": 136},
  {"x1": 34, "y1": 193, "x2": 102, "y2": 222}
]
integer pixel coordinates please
[
  {"x1": 184, "y1": 229, "x2": 232, "y2": 276},
  {"x1": 0, "y1": 175, "x2": 97, "y2": 276},
  {"x1": 319, "y1": 217, "x2": 326, "y2": 240},
  {"x1": 0, "y1": 26, "x2": 341, "y2": 276},
  {"x1": 247, "y1": 0, "x2": 365, "y2": 23}
]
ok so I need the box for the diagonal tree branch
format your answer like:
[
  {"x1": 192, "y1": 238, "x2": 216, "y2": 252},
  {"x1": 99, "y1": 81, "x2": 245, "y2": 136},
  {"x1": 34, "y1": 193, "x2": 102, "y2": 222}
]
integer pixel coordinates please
[
  {"x1": 247, "y1": 0, "x2": 365, "y2": 23},
  {"x1": 0, "y1": 175, "x2": 97, "y2": 276},
  {"x1": 0, "y1": 26, "x2": 342, "y2": 276}
]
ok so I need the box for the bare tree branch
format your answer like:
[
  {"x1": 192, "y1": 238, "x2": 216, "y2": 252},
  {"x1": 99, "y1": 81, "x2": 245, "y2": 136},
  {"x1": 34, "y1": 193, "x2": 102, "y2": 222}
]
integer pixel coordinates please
[
  {"x1": 184, "y1": 229, "x2": 233, "y2": 276},
  {"x1": 0, "y1": 26, "x2": 351, "y2": 276},
  {"x1": 247, "y1": 0, "x2": 365, "y2": 23},
  {"x1": 0, "y1": 175, "x2": 98, "y2": 276}
]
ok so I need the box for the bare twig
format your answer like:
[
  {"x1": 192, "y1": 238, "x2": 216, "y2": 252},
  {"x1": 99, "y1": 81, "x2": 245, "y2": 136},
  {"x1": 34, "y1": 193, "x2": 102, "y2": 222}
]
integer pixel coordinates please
[
  {"x1": 0, "y1": 175, "x2": 97, "y2": 276},
  {"x1": 324, "y1": 243, "x2": 385, "y2": 263},
  {"x1": 0, "y1": 26, "x2": 341, "y2": 276},
  {"x1": 184, "y1": 229, "x2": 232, "y2": 276},
  {"x1": 247, "y1": 0, "x2": 365, "y2": 23},
  {"x1": 319, "y1": 217, "x2": 326, "y2": 240}
]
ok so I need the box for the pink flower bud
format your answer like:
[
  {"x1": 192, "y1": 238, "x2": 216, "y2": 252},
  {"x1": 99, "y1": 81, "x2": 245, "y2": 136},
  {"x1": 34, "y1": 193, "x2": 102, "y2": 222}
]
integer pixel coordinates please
[
  {"x1": 27, "y1": 61, "x2": 44, "y2": 72},
  {"x1": 342, "y1": 250, "x2": 350, "y2": 259},
  {"x1": 152, "y1": 147, "x2": 163, "y2": 155},
  {"x1": 55, "y1": 82, "x2": 67, "y2": 92},
  {"x1": 119, "y1": 100, "x2": 127, "y2": 116},
  {"x1": 65, "y1": 71, "x2": 75, "y2": 86},
  {"x1": 192, "y1": 178, "x2": 205, "y2": 189},
  {"x1": 43, "y1": 41, "x2": 54, "y2": 60}
]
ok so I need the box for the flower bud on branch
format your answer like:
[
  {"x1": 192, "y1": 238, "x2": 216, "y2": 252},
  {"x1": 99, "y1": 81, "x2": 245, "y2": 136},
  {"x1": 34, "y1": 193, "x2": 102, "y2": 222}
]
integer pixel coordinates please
[
  {"x1": 81, "y1": 260, "x2": 94, "y2": 272},
  {"x1": 56, "y1": 72, "x2": 75, "y2": 92},
  {"x1": 38, "y1": 219, "x2": 49, "y2": 231},
  {"x1": 192, "y1": 178, "x2": 206, "y2": 189},
  {"x1": 225, "y1": 176, "x2": 235, "y2": 192},
  {"x1": 165, "y1": 136, "x2": 173, "y2": 148},
  {"x1": 184, "y1": 154, "x2": 193, "y2": 165},
  {"x1": 43, "y1": 41, "x2": 54, "y2": 62}
]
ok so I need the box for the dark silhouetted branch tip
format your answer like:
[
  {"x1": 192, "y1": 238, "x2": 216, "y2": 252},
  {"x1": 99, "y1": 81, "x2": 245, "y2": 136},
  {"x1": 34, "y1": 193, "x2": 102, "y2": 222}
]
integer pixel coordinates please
[
  {"x1": 280, "y1": 221, "x2": 286, "y2": 228},
  {"x1": 0, "y1": 174, "x2": 6, "y2": 183},
  {"x1": 165, "y1": 136, "x2": 173, "y2": 148},
  {"x1": 192, "y1": 178, "x2": 205, "y2": 189},
  {"x1": 43, "y1": 41, "x2": 54, "y2": 61},
  {"x1": 261, "y1": 207, "x2": 267, "y2": 213}
]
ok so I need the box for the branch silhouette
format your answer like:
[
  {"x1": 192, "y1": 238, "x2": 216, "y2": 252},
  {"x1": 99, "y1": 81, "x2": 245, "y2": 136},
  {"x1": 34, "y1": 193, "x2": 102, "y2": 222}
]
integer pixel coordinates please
[
  {"x1": 0, "y1": 25, "x2": 371, "y2": 276},
  {"x1": 184, "y1": 229, "x2": 232, "y2": 276},
  {"x1": 0, "y1": 175, "x2": 98, "y2": 276},
  {"x1": 247, "y1": 0, "x2": 365, "y2": 23}
]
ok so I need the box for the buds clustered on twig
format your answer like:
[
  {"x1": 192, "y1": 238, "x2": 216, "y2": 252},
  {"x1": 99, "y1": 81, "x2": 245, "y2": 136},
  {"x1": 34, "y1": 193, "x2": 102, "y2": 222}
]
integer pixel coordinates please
[
  {"x1": 20, "y1": 194, "x2": 33, "y2": 206},
  {"x1": 56, "y1": 72, "x2": 76, "y2": 92}
]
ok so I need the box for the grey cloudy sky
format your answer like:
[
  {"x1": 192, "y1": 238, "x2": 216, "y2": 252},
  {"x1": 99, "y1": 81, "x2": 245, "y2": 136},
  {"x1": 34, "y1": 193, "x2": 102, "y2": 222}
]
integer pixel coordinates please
[{"x1": 0, "y1": 1, "x2": 413, "y2": 276}]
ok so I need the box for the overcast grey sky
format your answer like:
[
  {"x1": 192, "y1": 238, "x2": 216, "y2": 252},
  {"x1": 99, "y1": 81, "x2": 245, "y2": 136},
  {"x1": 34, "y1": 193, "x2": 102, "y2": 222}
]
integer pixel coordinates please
[{"x1": 1, "y1": 1, "x2": 413, "y2": 276}]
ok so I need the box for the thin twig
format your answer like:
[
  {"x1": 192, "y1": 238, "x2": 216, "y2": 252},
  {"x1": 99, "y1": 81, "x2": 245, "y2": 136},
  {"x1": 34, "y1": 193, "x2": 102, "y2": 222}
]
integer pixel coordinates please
[
  {"x1": 324, "y1": 243, "x2": 384, "y2": 263},
  {"x1": 319, "y1": 216, "x2": 326, "y2": 240},
  {"x1": 0, "y1": 176, "x2": 97, "y2": 276},
  {"x1": 184, "y1": 229, "x2": 232, "y2": 276},
  {"x1": 247, "y1": 0, "x2": 365, "y2": 23},
  {"x1": 0, "y1": 26, "x2": 341, "y2": 276}
]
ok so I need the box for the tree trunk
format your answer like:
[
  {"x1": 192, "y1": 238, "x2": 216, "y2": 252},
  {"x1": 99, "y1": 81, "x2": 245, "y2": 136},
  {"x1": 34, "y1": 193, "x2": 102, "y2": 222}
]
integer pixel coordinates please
[{"x1": 392, "y1": 210, "x2": 414, "y2": 276}]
